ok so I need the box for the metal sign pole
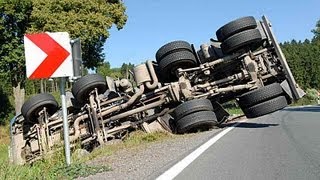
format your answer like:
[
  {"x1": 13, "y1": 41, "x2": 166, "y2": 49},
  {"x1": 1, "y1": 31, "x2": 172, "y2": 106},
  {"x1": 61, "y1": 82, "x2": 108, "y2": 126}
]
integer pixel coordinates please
[
  {"x1": 71, "y1": 38, "x2": 82, "y2": 78},
  {"x1": 60, "y1": 77, "x2": 71, "y2": 165}
]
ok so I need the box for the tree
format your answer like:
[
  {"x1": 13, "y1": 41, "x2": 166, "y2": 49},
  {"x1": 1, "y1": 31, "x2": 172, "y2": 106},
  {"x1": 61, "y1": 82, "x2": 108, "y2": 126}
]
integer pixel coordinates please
[
  {"x1": 97, "y1": 62, "x2": 122, "y2": 79},
  {"x1": 0, "y1": 87, "x2": 12, "y2": 125},
  {"x1": 0, "y1": 0, "x2": 32, "y2": 114},
  {"x1": 0, "y1": 0, "x2": 127, "y2": 115},
  {"x1": 281, "y1": 20, "x2": 320, "y2": 90},
  {"x1": 97, "y1": 62, "x2": 112, "y2": 77},
  {"x1": 29, "y1": 0, "x2": 127, "y2": 69},
  {"x1": 312, "y1": 19, "x2": 320, "y2": 40},
  {"x1": 120, "y1": 62, "x2": 134, "y2": 78},
  {"x1": 0, "y1": 79, "x2": 14, "y2": 125}
]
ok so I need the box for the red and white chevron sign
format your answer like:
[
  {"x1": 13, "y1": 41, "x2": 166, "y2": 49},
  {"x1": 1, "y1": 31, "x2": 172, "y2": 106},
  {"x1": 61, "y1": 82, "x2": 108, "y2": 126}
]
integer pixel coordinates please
[{"x1": 24, "y1": 32, "x2": 73, "y2": 79}]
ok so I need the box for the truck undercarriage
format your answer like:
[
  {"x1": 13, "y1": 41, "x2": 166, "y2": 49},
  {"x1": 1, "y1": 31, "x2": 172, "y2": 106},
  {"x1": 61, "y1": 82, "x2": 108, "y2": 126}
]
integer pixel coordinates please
[{"x1": 10, "y1": 16, "x2": 304, "y2": 165}]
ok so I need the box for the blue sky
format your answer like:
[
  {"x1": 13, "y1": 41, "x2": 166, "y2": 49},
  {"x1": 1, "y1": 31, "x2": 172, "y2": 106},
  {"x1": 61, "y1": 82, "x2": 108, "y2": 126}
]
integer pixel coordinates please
[{"x1": 103, "y1": 0, "x2": 320, "y2": 68}]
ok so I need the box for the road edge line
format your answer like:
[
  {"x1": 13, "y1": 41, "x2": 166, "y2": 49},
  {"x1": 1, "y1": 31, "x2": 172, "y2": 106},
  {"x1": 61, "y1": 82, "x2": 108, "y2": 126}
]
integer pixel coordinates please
[{"x1": 156, "y1": 120, "x2": 245, "y2": 180}]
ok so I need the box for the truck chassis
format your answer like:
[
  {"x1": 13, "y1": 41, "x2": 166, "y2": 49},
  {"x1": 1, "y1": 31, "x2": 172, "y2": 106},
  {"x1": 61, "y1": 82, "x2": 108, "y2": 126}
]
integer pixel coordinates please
[{"x1": 9, "y1": 16, "x2": 304, "y2": 165}]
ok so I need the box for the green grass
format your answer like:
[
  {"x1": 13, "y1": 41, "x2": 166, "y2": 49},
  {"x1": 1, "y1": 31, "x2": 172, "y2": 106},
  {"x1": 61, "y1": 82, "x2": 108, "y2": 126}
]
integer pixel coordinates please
[
  {"x1": 81, "y1": 131, "x2": 173, "y2": 162},
  {"x1": 51, "y1": 91, "x2": 62, "y2": 105},
  {"x1": 0, "y1": 130, "x2": 172, "y2": 179},
  {"x1": 124, "y1": 130, "x2": 172, "y2": 145},
  {"x1": 225, "y1": 107, "x2": 243, "y2": 115},
  {"x1": 291, "y1": 88, "x2": 319, "y2": 106},
  {"x1": 0, "y1": 125, "x2": 10, "y2": 145},
  {"x1": 0, "y1": 143, "x2": 111, "y2": 180},
  {"x1": 291, "y1": 97, "x2": 318, "y2": 106},
  {"x1": 222, "y1": 101, "x2": 243, "y2": 115}
]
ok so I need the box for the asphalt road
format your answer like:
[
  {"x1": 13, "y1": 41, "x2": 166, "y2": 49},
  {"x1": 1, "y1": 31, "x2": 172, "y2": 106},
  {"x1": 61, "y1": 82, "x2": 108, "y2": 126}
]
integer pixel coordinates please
[{"x1": 164, "y1": 106, "x2": 320, "y2": 180}]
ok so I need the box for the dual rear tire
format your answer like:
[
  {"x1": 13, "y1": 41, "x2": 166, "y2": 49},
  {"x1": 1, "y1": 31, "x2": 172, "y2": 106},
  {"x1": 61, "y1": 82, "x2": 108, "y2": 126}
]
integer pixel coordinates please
[
  {"x1": 155, "y1": 41, "x2": 198, "y2": 82},
  {"x1": 173, "y1": 99, "x2": 218, "y2": 134},
  {"x1": 71, "y1": 74, "x2": 107, "y2": 104},
  {"x1": 216, "y1": 16, "x2": 263, "y2": 54},
  {"x1": 155, "y1": 17, "x2": 263, "y2": 81},
  {"x1": 237, "y1": 83, "x2": 288, "y2": 118}
]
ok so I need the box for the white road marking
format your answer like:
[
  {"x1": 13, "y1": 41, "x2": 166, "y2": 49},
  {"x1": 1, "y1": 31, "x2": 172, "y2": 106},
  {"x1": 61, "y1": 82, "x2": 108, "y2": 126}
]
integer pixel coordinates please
[{"x1": 156, "y1": 120, "x2": 245, "y2": 180}]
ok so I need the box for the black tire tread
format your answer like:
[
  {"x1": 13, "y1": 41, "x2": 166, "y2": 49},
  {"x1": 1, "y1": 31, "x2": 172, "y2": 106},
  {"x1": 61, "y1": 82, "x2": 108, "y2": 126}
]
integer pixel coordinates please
[
  {"x1": 216, "y1": 16, "x2": 257, "y2": 42},
  {"x1": 174, "y1": 99, "x2": 213, "y2": 120},
  {"x1": 238, "y1": 83, "x2": 283, "y2": 108},
  {"x1": 176, "y1": 111, "x2": 217, "y2": 134},
  {"x1": 71, "y1": 74, "x2": 107, "y2": 103},
  {"x1": 221, "y1": 29, "x2": 262, "y2": 54},
  {"x1": 159, "y1": 51, "x2": 197, "y2": 80},
  {"x1": 159, "y1": 51, "x2": 197, "y2": 70},
  {"x1": 243, "y1": 96, "x2": 288, "y2": 118},
  {"x1": 21, "y1": 93, "x2": 58, "y2": 122},
  {"x1": 156, "y1": 41, "x2": 193, "y2": 62}
]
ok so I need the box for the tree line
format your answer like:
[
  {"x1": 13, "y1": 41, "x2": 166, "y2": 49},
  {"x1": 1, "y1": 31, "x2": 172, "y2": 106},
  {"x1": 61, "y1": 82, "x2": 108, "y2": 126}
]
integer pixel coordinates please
[{"x1": 281, "y1": 38, "x2": 320, "y2": 90}]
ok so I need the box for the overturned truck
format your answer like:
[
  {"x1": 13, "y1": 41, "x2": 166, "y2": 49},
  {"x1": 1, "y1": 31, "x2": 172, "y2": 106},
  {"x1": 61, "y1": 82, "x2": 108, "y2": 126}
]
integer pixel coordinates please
[{"x1": 10, "y1": 16, "x2": 304, "y2": 164}]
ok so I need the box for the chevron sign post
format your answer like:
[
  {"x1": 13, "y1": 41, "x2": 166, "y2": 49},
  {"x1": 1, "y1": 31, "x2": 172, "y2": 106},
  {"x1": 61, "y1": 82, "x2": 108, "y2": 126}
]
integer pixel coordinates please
[
  {"x1": 24, "y1": 32, "x2": 73, "y2": 165},
  {"x1": 24, "y1": 32, "x2": 73, "y2": 79}
]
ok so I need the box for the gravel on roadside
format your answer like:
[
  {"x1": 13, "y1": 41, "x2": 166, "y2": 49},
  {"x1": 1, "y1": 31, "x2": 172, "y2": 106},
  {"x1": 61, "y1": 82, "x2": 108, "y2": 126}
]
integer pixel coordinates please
[
  {"x1": 78, "y1": 116, "x2": 245, "y2": 180},
  {"x1": 78, "y1": 129, "x2": 221, "y2": 180}
]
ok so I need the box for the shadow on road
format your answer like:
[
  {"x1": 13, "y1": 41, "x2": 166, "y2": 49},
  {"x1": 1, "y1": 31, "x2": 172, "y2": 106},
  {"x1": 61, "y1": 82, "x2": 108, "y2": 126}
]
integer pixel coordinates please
[
  {"x1": 282, "y1": 106, "x2": 320, "y2": 112},
  {"x1": 222, "y1": 122, "x2": 279, "y2": 128}
]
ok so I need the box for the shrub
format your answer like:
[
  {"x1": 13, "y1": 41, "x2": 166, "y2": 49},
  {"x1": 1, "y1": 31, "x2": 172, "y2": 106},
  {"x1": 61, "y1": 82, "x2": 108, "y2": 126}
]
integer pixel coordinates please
[{"x1": 0, "y1": 87, "x2": 14, "y2": 125}]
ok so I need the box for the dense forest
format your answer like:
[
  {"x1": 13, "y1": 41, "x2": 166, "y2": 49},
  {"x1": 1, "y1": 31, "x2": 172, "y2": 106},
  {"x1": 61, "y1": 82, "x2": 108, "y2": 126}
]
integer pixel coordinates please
[{"x1": 281, "y1": 19, "x2": 320, "y2": 90}]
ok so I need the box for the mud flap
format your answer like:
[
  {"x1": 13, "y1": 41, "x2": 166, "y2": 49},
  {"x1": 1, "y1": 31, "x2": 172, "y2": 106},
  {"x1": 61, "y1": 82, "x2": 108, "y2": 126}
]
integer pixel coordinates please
[
  {"x1": 211, "y1": 101, "x2": 230, "y2": 124},
  {"x1": 141, "y1": 114, "x2": 172, "y2": 133},
  {"x1": 280, "y1": 80, "x2": 306, "y2": 101},
  {"x1": 142, "y1": 121, "x2": 167, "y2": 133}
]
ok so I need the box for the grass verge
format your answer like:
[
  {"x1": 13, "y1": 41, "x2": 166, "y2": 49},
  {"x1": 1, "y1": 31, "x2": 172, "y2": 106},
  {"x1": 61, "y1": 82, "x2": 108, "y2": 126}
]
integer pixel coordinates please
[
  {"x1": 0, "y1": 130, "x2": 172, "y2": 179},
  {"x1": 0, "y1": 143, "x2": 111, "y2": 180},
  {"x1": 0, "y1": 125, "x2": 10, "y2": 145},
  {"x1": 81, "y1": 131, "x2": 173, "y2": 162}
]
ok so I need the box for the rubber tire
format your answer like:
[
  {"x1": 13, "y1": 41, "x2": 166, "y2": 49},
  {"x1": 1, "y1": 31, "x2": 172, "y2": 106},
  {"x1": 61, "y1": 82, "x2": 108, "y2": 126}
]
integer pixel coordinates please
[
  {"x1": 156, "y1": 41, "x2": 193, "y2": 62},
  {"x1": 72, "y1": 74, "x2": 107, "y2": 103},
  {"x1": 216, "y1": 16, "x2": 257, "y2": 42},
  {"x1": 238, "y1": 83, "x2": 284, "y2": 109},
  {"x1": 173, "y1": 99, "x2": 213, "y2": 120},
  {"x1": 176, "y1": 111, "x2": 218, "y2": 134},
  {"x1": 21, "y1": 93, "x2": 58, "y2": 123},
  {"x1": 243, "y1": 96, "x2": 288, "y2": 118},
  {"x1": 221, "y1": 29, "x2": 262, "y2": 54},
  {"x1": 159, "y1": 51, "x2": 197, "y2": 81}
]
